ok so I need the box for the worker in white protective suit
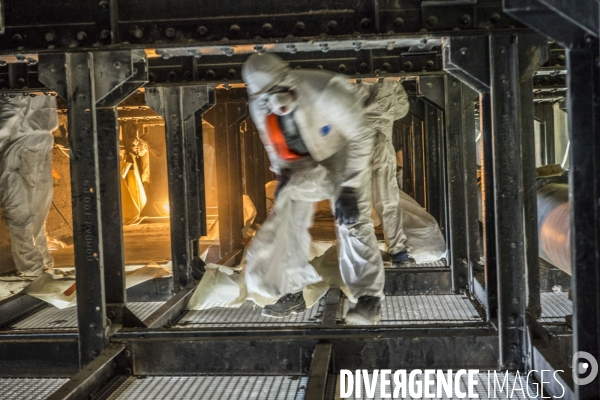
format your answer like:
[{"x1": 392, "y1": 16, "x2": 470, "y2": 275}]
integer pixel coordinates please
[
  {"x1": 0, "y1": 94, "x2": 58, "y2": 276},
  {"x1": 355, "y1": 80, "x2": 413, "y2": 265},
  {"x1": 242, "y1": 53, "x2": 385, "y2": 325}
]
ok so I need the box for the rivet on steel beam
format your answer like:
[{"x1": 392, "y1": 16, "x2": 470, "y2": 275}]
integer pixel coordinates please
[
  {"x1": 296, "y1": 21, "x2": 305, "y2": 31},
  {"x1": 353, "y1": 42, "x2": 362, "y2": 52},
  {"x1": 188, "y1": 49, "x2": 202, "y2": 58},
  {"x1": 113, "y1": 61, "x2": 121, "y2": 69},
  {"x1": 100, "y1": 30, "x2": 110, "y2": 39},
  {"x1": 327, "y1": 20, "x2": 338, "y2": 31},
  {"x1": 197, "y1": 26, "x2": 208, "y2": 36},
  {"x1": 229, "y1": 24, "x2": 241, "y2": 34},
  {"x1": 319, "y1": 43, "x2": 329, "y2": 53},
  {"x1": 254, "y1": 44, "x2": 266, "y2": 54},
  {"x1": 221, "y1": 47, "x2": 234, "y2": 57},
  {"x1": 393, "y1": 17, "x2": 404, "y2": 27},
  {"x1": 0, "y1": 61, "x2": 7, "y2": 68},
  {"x1": 262, "y1": 23, "x2": 273, "y2": 34},
  {"x1": 99, "y1": 0, "x2": 109, "y2": 9},
  {"x1": 460, "y1": 47, "x2": 468, "y2": 56},
  {"x1": 165, "y1": 28, "x2": 176, "y2": 38},
  {"x1": 45, "y1": 32, "x2": 56, "y2": 42},
  {"x1": 133, "y1": 28, "x2": 143, "y2": 39},
  {"x1": 15, "y1": 54, "x2": 25, "y2": 62},
  {"x1": 77, "y1": 31, "x2": 87, "y2": 41},
  {"x1": 26, "y1": 58, "x2": 37, "y2": 66},
  {"x1": 387, "y1": 41, "x2": 395, "y2": 51},
  {"x1": 360, "y1": 18, "x2": 371, "y2": 29}
]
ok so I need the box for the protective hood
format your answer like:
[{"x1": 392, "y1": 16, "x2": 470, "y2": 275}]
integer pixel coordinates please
[{"x1": 242, "y1": 53, "x2": 290, "y2": 97}]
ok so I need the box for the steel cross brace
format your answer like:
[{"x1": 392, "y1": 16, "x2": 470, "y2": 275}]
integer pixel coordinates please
[
  {"x1": 444, "y1": 33, "x2": 548, "y2": 370},
  {"x1": 38, "y1": 50, "x2": 148, "y2": 367},
  {"x1": 145, "y1": 84, "x2": 215, "y2": 291}
]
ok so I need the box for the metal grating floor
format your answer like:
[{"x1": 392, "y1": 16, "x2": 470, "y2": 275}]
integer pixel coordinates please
[
  {"x1": 10, "y1": 302, "x2": 165, "y2": 330},
  {"x1": 330, "y1": 372, "x2": 540, "y2": 399},
  {"x1": 540, "y1": 292, "x2": 572, "y2": 323},
  {"x1": 178, "y1": 299, "x2": 325, "y2": 328},
  {"x1": 337, "y1": 295, "x2": 482, "y2": 325},
  {"x1": 0, "y1": 378, "x2": 69, "y2": 400},
  {"x1": 103, "y1": 375, "x2": 308, "y2": 400}
]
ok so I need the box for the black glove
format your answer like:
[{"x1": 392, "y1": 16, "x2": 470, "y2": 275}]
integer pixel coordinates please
[
  {"x1": 335, "y1": 187, "x2": 359, "y2": 225},
  {"x1": 275, "y1": 168, "x2": 294, "y2": 198}
]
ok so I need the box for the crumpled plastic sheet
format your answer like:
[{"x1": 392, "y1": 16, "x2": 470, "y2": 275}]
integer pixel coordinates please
[{"x1": 22, "y1": 262, "x2": 172, "y2": 309}]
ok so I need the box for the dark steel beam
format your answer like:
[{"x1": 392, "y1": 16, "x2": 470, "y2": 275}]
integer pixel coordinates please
[
  {"x1": 444, "y1": 77, "x2": 479, "y2": 293},
  {"x1": 0, "y1": 337, "x2": 79, "y2": 377},
  {"x1": 0, "y1": 293, "x2": 46, "y2": 328},
  {"x1": 566, "y1": 44, "x2": 600, "y2": 398},
  {"x1": 46, "y1": 345, "x2": 128, "y2": 400},
  {"x1": 210, "y1": 100, "x2": 247, "y2": 257},
  {"x1": 480, "y1": 92, "x2": 498, "y2": 320},
  {"x1": 145, "y1": 84, "x2": 215, "y2": 291},
  {"x1": 38, "y1": 50, "x2": 148, "y2": 367},
  {"x1": 143, "y1": 286, "x2": 196, "y2": 329},
  {"x1": 121, "y1": 329, "x2": 499, "y2": 375},
  {"x1": 305, "y1": 343, "x2": 333, "y2": 400}
]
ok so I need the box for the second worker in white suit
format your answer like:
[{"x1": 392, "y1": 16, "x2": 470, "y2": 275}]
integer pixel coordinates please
[
  {"x1": 242, "y1": 53, "x2": 385, "y2": 324},
  {"x1": 355, "y1": 80, "x2": 412, "y2": 265}
]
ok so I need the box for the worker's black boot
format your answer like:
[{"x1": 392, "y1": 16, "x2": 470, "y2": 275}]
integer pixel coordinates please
[
  {"x1": 262, "y1": 291, "x2": 306, "y2": 318},
  {"x1": 345, "y1": 295, "x2": 382, "y2": 325},
  {"x1": 389, "y1": 250, "x2": 416, "y2": 268}
]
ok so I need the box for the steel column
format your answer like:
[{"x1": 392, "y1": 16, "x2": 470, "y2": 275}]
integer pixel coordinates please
[
  {"x1": 480, "y1": 92, "x2": 498, "y2": 320},
  {"x1": 411, "y1": 113, "x2": 426, "y2": 207},
  {"x1": 39, "y1": 50, "x2": 148, "y2": 367},
  {"x1": 212, "y1": 100, "x2": 247, "y2": 257},
  {"x1": 420, "y1": 75, "x2": 447, "y2": 231},
  {"x1": 567, "y1": 44, "x2": 600, "y2": 398},
  {"x1": 146, "y1": 84, "x2": 215, "y2": 291},
  {"x1": 444, "y1": 77, "x2": 478, "y2": 292},
  {"x1": 96, "y1": 107, "x2": 125, "y2": 305}
]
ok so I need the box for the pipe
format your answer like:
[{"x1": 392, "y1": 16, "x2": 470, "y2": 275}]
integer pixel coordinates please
[{"x1": 537, "y1": 183, "x2": 570, "y2": 275}]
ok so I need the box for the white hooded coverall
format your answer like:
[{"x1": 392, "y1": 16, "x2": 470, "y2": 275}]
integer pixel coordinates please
[
  {"x1": 0, "y1": 95, "x2": 58, "y2": 274},
  {"x1": 355, "y1": 81, "x2": 411, "y2": 255},
  {"x1": 243, "y1": 57, "x2": 385, "y2": 301}
]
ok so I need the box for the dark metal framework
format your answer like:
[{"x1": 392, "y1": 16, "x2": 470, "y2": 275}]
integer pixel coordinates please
[{"x1": 0, "y1": 1, "x2": 592, "y2": 399}]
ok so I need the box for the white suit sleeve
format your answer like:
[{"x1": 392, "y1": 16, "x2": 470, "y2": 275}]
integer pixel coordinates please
[{"x1": 320, "y1": 77, "x2": 374, "y2": 189}]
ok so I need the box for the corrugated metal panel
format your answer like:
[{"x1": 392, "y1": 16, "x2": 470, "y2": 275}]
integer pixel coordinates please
[
  {"x1": 105, "y1": 375, "x2": 308, "y2": 400},
  {"x1": 178, "y1": 299, "x2": 325, "y2": 328},
  {"x1": 0, "y1": 378, "x2": 68, "y2": 400},
  {"x1": 10, "y1": 302, "x2": 165, "y2": 330},
  {"x1": 540, "y1": 292, "x2": 572, "y2": 322},
  {"x1": 337, "y1": 295, "x2": 481, "y2": 325},
  {"x1": 330, "y1": 372, "x2": 540, "y2": 399}
]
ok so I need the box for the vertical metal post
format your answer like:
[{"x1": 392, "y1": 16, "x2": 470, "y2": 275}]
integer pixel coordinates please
[
  {"x1": 489, "y1": 33, "x2": 547, "y2": 369},
  {"x1": 424, "y1": 102, "x2": 445, "y2": 226},
  {"x1": 518, "y1": 40, "x2": 542, "y2": 320},
  {"x1": 480, "y1": 92, "x2": 498, "y2": 320},
  {"x1": 411, "y1": 114, "x2": 426, "y2": 207},
  {"x1": 39, "y1": 50, "x2": 149, "y2": 367},
  {"x1": 567, "y1": 44, "x2": 600, "y2": 398},
  {"x1": 213, "y1": 100, "x2": 247, "y2": 257},
  {"x1": 462, "y1": 89, "x2": 481, "y2": 294},
  {"x1": 400, "y1": 118, "x2": 414, "y2": 198},
  {"x1": 146, "y1": 85, "x2": 215, "y2": 291},
  {"x1": 242, "y1": 118, "x2": 268, "y2": 224},
  {"x1": 96, "y1": 107, "x2": 125, "y2": 305},
  {"x1": 66, "y1": 53, "x2": 107, "y2": 367},
  {"x1": 444, "y1": 77, "x2": 470, "y2": 291}
]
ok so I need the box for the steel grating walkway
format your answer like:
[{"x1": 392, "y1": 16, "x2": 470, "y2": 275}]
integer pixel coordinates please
[
  {"x1": 329, "y1": 371, "x2": 541, "y2": 399},
  {"x1": 540, "y1": 292, "x2": 572, "y2": 323},
  {"x1": 100, "y1": 375, "x2": 308, "y2": 400},
  {"x1": 9, "y1": 302, "x2": 165, "y2": 330},
  {"x1": 0, "y1": 378, "x2": 69, "y2": 400},
  {"x1": 388, "y1": 259, "x2": 447, "y2": 268},
  {"x1": 337, "y1": 295, "x2": 482, "y2": 325},
  {"x1": 178, "y1": 298, "x2": 326, "y2": 328}
]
